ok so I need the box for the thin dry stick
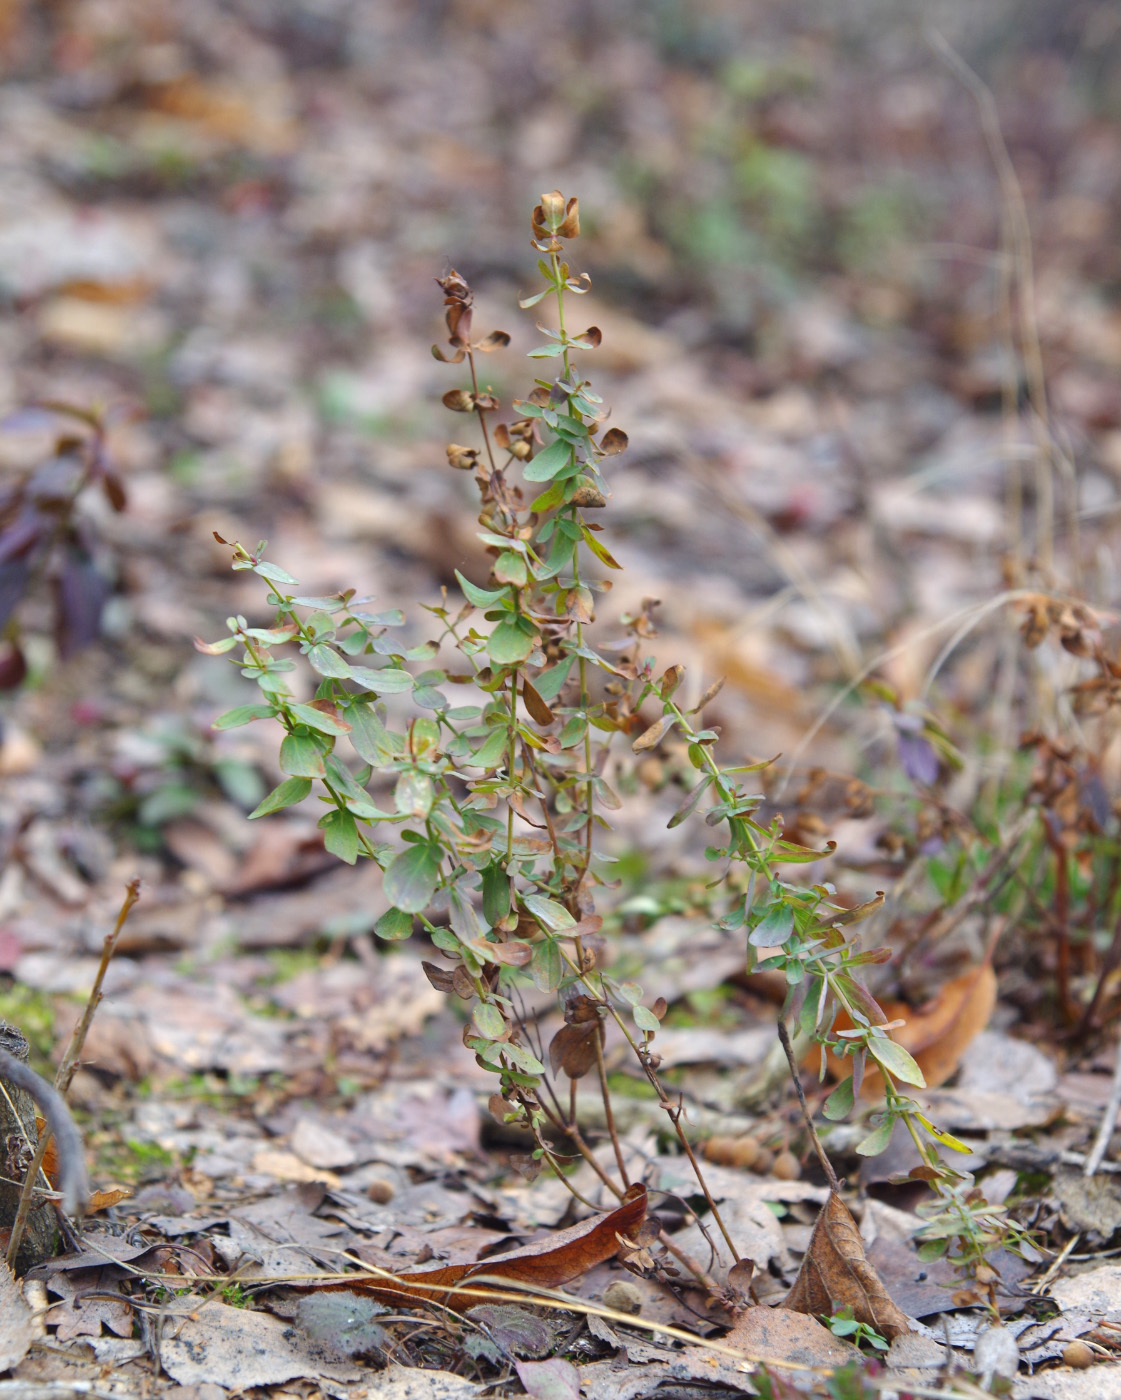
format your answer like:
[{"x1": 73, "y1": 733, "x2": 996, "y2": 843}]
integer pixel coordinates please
[
  {"x1": 777, "y1": 1021, "x2": 840, "y2": 1194},
  {"x1": 1084, "y1": 1033, "x2": 1121, "y2": 1179},
  {"x1": 6, "y1": 878, "x2": 140, "y2": 1267},
  {"x1": 592, "y1": 1025, "x2": 630, "y2": 1188},
  {"x1": 928, "y1": 30, "x2": 1080, "y2": 586}
]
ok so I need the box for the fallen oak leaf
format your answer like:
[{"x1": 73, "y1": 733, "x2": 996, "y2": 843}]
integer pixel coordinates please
[
  {"x1": 292, "y1": 1183, "x2": 647, "y2": 1310},
  {"x1": 783, "y1": 1192, "x2": 910, "y2": 1341}
]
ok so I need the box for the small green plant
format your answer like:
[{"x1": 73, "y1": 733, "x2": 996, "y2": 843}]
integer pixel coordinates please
[
  {"x1": 826, "y1": 1306, "x2": 888, "y2": 1352},
  {"x1": 200, "y1": 192, "x2": 1025, "y2": 1303}
]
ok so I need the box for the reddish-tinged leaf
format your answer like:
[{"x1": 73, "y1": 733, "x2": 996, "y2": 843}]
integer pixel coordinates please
[
  {"x1": 548, "y1": 1020, "x2": 600, "y2": 1079},
  {"x1": 523, "y1": 679, "x2": 555, "y2": 725},
  {"x1": 297, "y1": 1184, "x2": 647, "y2": 1310},
  {"x1": 54, "y1": 552, "x2": 109, "y2": 657},
  {"x1": 632, "y1": 714, "x2": 673, "y2": 753},
  {"x1": 0, "y1": 642, "x2": 27, "y2": 690},
  {"x1": 515, "y1": 1357, "x2": 581, "y2": 1400}
]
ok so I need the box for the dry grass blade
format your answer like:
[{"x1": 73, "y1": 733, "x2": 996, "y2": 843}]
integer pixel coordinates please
[{"x1": 783, "y1": 1192, "x2": 910, "y2": 1340}]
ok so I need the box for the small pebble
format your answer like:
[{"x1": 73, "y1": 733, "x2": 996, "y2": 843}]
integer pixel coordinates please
[
  {"x1": 603, "y1": 1280, "x2": 643, "y2": 1315},
  {"x1": 366, "y1": 1178, "x2": 395, "y2": 1204},
  {"x1": 1062, "y1": 1341, "x2": 1094, "y2": 1369}
]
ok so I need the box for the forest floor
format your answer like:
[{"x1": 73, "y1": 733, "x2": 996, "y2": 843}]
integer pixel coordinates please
[{"x1": 2, "y1": 1, "x2": 1121, "y2": 1397}]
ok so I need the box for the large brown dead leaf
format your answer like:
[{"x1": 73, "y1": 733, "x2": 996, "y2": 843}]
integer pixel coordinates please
[
  {"x1": 783, "y1": 1192, "x2": 910, "y2": 1340},
  {"x1": 825, "y1": 962, "x2": 998, "y2": 1094},
  {"x1": 299, "y1": 1184, "x2": 647, "y2": 1310}
]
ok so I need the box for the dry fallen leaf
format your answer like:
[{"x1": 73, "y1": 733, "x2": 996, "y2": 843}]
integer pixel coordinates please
[
  {"x1": 783, "y1": 1192, "x2": 910, "y2": 1340},
  {"x1": 299, "y1": 1184, "x2": 647, "y2": 1310},
  {"x1": 826, "y1": 962, "x2": 998, "y2": 1094},
  {"x1": 723, "y1": 1305, "x2": 860, "y2": 1369}
]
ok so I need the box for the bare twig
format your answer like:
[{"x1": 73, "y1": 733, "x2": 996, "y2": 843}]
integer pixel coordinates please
[
  {"x1": 777, "y1": 1020, "x2": 840, "y2": 1194},
  {"x1": 1083, "y1": 1033, "x2": 1121, "y2": 1178}
]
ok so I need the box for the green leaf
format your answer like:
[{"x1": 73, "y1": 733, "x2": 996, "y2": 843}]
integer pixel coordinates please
[
  {"x1": 633, "y1": 1005, "x2": 660, "y2": 1033},
  {"x1": 375, "y1": 908, "x2": 413, "y2": 941},
  {"x1": 289, "y1": 702, "x2": 352, "y2": 735},
  {"x1": 499, "y1": 1043, "x2": 545, "y2": 1075},
  {"x1": 308, "y1": 645, "x2": 353, "y2": 678},
  {"x1": 321, "y1": 809, "x2": 359, "y2": 864},
  {"x1": 383, "y1": 843, "x2": 440, "y2": 913},
  {"x1": 412, "y1": 685, "x2": 447, "y2": 711},
  {"x1": 522, "y1": 438, "x2": 572, "y2": 482},
  {"x1": 249, "y1": 776, "x2": 312, "y2": 818},
  {"x1": 292, "y1": 594, "x2": 351, "y2": 610},
  {"x1": 280, "y1": 733, "x2": 327, "y2": 778},
  {"x1": 473, "y1": 1003, "x2": 505, "y2": 1040},
  {"x1": 488, "y1": 618, "x2": 536, "y2": 666},
  {"x1": 531, "y1": 939, "x2": 562, "y2": 992},
  {"x1": 472, "y1": 726, "x2": 510, "y2": 769},
  {"x1": 822, "y1": 1075, "x2": 855, "y2": 1122},
  {"x1": 749, "y1": 904, "x2": 796, "y2": 948},
  {"x1": 581, "y1": 528, "x2": 621, "y2": 569},
  {"x1": 856, "y1": 1117, "x2": 896, "y2": 1157},
  {"x1": 482, "y1": 862, "x2": 512, "y2": 926},
  {"x1": 348, "y1": 667, "x2": 414, "y2": 694},
  {"x1": 213, "y1": 703, "x2": 275, "y2": 730},
  {"x1": 667, "y1": 777, "x2": 712, "y2": 829},
  {"x1": 194, "y1": 634, "x2": 240, "y2": 654},
  {"x1": 253, "y1": 560, "x2": 299, "y2": 585},
  {"x1": 395, "y1": 770, "x2": 434, "y2": 818},
  {"x1": 455, "y1": 571, "x2": 510, "y2": 609},
  {"x1": 532, "y1": 658, "x2": 574, "y2": 702},
  {"x1": 868, "y1": 1038, "x2": 927, "y2": 1088},
  {"x1": 347, "y1": 702, "x2": 397, "y2": 765},
  {"x1": 523, "y1": 895, "x2": 576, "y2": 931},
  {"x1": 495, "y1": 550, "x2": 528, "y2": 587}
]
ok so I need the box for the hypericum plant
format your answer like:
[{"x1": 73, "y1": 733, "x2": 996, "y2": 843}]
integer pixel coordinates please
[
  {"x1": 200, "y1": 193, "x2": 1016, "y2": 1302},
  {"x1": 0, "y1": 399, "x2": 131, "y2": 688}
]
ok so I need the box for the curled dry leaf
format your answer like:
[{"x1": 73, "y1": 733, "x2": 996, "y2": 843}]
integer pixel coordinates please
[
  {"x1": 783, "y1": 1192, "x2": 910, "y2": 1341},
  {"x1": 522, "y1": 679, "x2": 555, "y2": 725},
  {"x1": 826, "y1": 961, "x2": 998, "y2": 1095},
  {"x1": 296, "y1": 1183, "x2": 647, "y2": 1311},
  {"x1": 633, "y1": 713, "x2": 673, "y2": 753},
  {"x1": 548, "y1": 1020, "x2": 600, "y2": 1079}
]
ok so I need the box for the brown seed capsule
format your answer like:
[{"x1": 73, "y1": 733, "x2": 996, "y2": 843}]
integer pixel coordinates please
[
  {"x1": 772, "y1": 1149, "x2": 802, "y2": 1181},
  {"x1": 705, "y1": 1134, "x2": 761, "y2": 1170},
  {"x1": 603, "y1": 1280, "x2": 643, "y2": 1315},
  {"x1": 1062, "y1": 1341, "x2": 1094, "y2": 1369},
  {"x1": 366, "y1": 1178, "x2": 395, "y2": 1204},
  {"x1": 751, "y1": 1147, "x2": 775, "y2": 1175}
]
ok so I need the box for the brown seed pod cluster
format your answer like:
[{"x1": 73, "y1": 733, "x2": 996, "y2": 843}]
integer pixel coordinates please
[{"x1": 704, "y1": 1134, "x2": 802, "y2": 1180}]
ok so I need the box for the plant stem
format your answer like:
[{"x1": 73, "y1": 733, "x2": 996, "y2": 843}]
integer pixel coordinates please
[{"x1": 777, "y1": 1020, "x2": 841, "y2": 1193}]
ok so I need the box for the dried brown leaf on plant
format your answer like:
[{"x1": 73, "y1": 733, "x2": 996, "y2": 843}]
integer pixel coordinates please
[
  {"x1": 825, "y1": 962, "x2": 998, "y2": 1094},
  {"x1": 297, "y1": 1183, "x2": 647, "y2": 1310},
  {"x1": 783, "y1": 1192, "x2": 910, "y2": 1340}
]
